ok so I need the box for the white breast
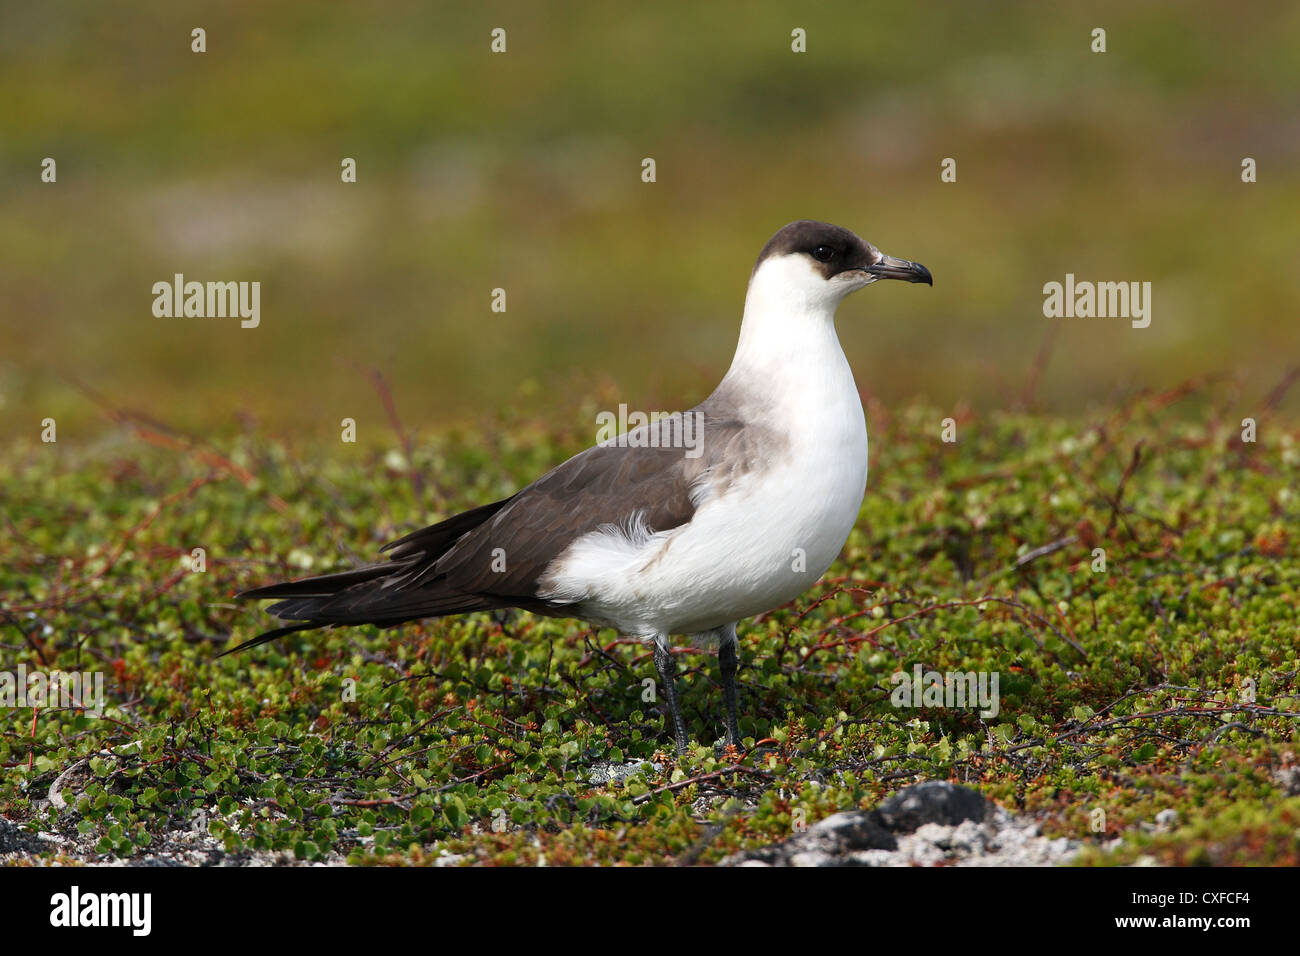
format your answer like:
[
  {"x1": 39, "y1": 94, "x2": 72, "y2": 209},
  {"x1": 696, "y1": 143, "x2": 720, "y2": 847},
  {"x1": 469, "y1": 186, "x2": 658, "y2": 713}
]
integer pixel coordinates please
[
  {"x1": 542, "y1": 255, "x2": 870, "y2": 639},
  {"x1": 640, "y1": 363, "x2": 867, "y2": 636}
]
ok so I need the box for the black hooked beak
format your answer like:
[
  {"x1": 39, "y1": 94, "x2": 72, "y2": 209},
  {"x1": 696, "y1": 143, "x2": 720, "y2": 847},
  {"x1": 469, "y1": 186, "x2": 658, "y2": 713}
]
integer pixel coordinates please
[{"x1": 866, "y1": 253, "x2": 932, "y2": 286}]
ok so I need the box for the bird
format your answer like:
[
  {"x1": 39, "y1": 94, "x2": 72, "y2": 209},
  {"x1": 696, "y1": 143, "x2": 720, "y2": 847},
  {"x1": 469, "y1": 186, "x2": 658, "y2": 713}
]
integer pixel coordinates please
[{"x1": 230, "y1": 220, "x2": 931, "y2": 754}]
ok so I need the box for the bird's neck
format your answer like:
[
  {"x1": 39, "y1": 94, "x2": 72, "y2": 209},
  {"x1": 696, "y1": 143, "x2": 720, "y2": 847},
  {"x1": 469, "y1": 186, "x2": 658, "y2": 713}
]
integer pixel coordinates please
[
  {"x1": 726, "y1": 268, "x2": 849, "y2": 383},
  {"x1": 703, "y1": 281, "x2": 866, "y2": 498},
  {"x1": 704, "y1": 268, "x2": 863, "y2": 449}
]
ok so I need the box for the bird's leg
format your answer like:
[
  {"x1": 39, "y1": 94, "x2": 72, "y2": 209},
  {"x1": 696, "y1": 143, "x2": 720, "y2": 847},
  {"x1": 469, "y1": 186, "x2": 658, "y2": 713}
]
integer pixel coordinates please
[
  {"x1": 719, "y1": 624, "x2": 742, "y2": 749},
  {"x1": 654, "y1": 638, "x2": 689, "y2": 755}
]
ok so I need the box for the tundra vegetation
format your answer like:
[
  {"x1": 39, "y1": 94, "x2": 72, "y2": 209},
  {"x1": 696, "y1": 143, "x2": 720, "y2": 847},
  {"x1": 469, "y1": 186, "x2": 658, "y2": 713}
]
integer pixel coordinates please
[{"x1": 3, "y1": 382, "x2": 1297, "y2": 865}]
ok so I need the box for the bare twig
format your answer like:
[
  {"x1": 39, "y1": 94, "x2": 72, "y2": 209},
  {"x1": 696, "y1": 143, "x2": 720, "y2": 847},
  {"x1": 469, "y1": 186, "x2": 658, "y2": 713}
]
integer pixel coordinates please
[{"x1": 361, "y1": 365, "x2": 425, "y2": 505}]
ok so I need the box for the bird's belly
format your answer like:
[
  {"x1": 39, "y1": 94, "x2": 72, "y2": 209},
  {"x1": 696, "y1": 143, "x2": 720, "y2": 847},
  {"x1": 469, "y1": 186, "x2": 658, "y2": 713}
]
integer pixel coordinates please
[{"x1": 570, "y1": 419, "x2": 869, "y2": 637}]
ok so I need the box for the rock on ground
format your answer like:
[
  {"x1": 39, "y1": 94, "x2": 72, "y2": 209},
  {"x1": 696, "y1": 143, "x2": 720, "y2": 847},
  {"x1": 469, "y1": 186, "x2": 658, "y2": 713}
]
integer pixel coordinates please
[{"x1": 722, "y1": 780, "x2": 1079, "y2": 867}]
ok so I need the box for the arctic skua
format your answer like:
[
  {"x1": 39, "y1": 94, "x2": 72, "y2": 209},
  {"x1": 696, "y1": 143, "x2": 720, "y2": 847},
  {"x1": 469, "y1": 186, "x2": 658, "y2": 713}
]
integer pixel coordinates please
[{"x1": 232, "y1": 220, "x2": 931, "y2": 753}]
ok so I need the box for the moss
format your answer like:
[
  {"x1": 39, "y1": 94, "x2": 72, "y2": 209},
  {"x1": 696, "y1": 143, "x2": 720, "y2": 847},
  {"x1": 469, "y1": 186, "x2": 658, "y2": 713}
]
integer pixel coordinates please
[{"x1": 2, "y1": 389, "x2": 1298, "y2": 865}]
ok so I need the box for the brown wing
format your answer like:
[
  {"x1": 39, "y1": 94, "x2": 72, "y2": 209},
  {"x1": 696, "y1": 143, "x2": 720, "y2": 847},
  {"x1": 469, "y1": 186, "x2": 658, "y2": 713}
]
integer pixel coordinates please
[
  {"x1": 435, "y1": 435, "x2": 710, "y2": 601},
  {"x1": 376, "y1": 410, "x2": 754, "y2": 612},
  {"x1": 239, "y1": 410, "x2": 761, "y2": 634}
]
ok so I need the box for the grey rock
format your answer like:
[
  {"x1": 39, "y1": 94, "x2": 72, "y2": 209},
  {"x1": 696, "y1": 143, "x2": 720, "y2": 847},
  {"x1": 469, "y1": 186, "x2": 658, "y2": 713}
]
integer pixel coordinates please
[
  {"x1": 1274, "y1": 765, "x2": 1300, "y2": 796},
  {"x1": 803, "y1": 810, "x2": 899, "y2": 852},
  {"x1": 721, "y1": 780, "x2": 1079, "y2": 867},
  {"x1": 876, "y1": 780, "x2": 991, "y2": 832},
  {"x1": 0, "y1": 817, "x2": 46, "y2": 857}
]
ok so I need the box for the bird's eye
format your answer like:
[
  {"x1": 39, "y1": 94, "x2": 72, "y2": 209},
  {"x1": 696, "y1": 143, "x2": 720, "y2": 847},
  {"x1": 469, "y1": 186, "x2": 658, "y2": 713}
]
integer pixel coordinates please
[{"x1": 812, "y1": 246, "x2": 835, "y2": 262}]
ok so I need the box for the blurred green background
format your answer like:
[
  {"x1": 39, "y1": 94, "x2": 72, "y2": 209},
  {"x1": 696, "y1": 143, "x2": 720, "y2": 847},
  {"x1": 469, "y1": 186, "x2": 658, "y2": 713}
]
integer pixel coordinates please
[{"x1": 2, "y1": 0, "x2": 1298, "y2": 442}]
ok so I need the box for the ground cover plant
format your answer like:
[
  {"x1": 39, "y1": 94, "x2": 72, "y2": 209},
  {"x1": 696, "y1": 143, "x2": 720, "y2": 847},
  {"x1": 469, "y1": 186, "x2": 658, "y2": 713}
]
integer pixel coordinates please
[{"x1": 2, "y1": 378, "x2": 1298, "y2": 865}]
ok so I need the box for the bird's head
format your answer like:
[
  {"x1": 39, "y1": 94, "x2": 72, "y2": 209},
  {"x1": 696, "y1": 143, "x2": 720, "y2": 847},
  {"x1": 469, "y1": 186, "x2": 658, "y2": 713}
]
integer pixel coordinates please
[{"x1": 748, "y1": 220, "x2": 932, "y2": 313}]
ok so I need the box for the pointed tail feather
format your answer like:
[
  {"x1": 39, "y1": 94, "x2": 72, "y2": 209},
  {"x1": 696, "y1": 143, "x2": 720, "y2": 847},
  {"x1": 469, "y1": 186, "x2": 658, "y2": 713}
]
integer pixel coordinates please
[
  {"x1": 217, "y1": 622, "x2": 320, "y2": 658},
  {"x1": 237, "y1": 562, "x2": 399, "y2": 600},
  {"x1": 232, "y1": 495, "x2": 518, "y2": 656},
  {"x1": 228, "y1": 564, "x2": 396, "y2": 658}
]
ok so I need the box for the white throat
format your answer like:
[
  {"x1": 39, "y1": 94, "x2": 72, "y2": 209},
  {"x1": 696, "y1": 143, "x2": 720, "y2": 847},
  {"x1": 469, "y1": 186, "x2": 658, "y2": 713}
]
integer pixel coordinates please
[{"x1": 725, "y1": 254, "x2": 860, "y2": 384}]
